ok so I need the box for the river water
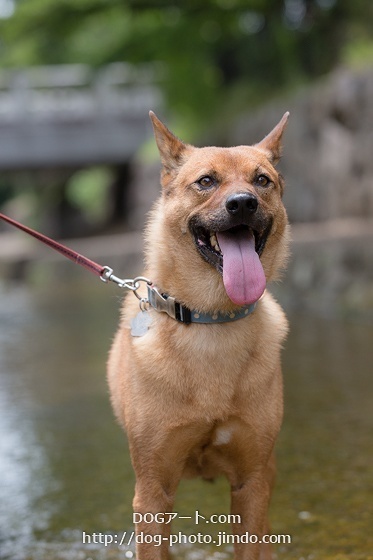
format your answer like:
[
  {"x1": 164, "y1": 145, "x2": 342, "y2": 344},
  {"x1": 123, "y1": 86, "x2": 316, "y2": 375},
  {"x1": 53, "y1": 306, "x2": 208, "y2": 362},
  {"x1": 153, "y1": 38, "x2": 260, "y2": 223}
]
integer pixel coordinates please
[{"x1": 0, "y1": 275, "x2": 372, "y2": 560}]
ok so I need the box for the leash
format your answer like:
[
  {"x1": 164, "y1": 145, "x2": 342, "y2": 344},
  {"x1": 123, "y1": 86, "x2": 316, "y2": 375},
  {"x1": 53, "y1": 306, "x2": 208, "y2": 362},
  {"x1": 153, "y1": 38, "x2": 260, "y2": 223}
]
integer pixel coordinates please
[
  {"x1": 0, "y1": 211, "x2": 149, "y2": 296},
  {"x1": 0, "y1": 212, "x2": 257, "y2": 328}
]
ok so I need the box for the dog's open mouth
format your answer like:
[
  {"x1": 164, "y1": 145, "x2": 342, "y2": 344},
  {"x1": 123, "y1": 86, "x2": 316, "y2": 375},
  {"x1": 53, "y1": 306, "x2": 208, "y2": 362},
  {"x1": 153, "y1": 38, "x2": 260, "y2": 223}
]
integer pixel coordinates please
[
  {"x1": 192, "y1": 223, "x2": 271, "y2": 306},
  {"x1": 193, "y1": 225, "x2": 268, "y2": 266}
]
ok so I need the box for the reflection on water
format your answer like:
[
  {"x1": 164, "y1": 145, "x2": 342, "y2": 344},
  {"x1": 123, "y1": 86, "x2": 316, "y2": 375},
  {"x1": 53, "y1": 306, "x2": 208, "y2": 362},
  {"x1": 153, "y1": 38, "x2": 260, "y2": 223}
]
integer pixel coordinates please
[{"x1": 0, "y1": 278, "x2": 372, "y2": 560}]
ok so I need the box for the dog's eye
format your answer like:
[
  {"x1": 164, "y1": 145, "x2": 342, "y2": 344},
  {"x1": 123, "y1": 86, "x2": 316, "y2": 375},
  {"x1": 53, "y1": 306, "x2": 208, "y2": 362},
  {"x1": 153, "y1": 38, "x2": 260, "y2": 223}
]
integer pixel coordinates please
[
  {"x1": 256, "y1": 174, "x2": 270, "y2": 187},
  {"x1": 197, "y1": 176, "x2": 215, "y2": 189}
]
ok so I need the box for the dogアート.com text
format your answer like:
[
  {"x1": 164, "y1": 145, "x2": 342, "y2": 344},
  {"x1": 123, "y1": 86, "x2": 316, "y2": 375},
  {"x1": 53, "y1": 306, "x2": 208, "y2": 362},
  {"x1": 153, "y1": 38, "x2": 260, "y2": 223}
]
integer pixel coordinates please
[{"x1": 132, "y1": 510, "x2": 241, "y2": 525}]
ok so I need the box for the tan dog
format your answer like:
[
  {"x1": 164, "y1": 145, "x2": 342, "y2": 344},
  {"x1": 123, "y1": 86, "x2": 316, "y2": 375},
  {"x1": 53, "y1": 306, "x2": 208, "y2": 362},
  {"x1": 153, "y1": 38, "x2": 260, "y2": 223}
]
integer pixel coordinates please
[{"x1": 107, "y1": 111, "x2": 290, "y2": 560}]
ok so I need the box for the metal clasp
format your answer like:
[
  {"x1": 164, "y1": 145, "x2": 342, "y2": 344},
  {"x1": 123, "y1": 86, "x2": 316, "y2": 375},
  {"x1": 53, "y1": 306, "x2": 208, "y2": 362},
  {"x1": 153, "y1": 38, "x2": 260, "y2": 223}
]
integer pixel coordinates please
[
  {"x1": 147, "y1": 285, "x2": 176, "y2": 320},
  {"x1": 100, "y1": 266, "x2": 151, "y2": 296},
  {"x1": 100, "y1": 266, "x2": 126, "y2": 287}
]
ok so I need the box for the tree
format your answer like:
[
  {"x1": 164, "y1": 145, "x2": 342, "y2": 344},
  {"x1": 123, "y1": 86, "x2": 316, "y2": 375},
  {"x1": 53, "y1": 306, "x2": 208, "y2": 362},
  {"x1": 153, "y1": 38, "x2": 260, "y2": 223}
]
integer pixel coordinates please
[{"x1": 0, "y1": 0, "x2": 372, "y2": 131}]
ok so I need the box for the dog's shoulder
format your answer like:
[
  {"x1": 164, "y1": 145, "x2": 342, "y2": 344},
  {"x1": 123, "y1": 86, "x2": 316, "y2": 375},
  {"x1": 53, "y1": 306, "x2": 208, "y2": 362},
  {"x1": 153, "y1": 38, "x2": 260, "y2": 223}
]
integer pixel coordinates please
[{"x1": 257, "y1": 291, "x2": 289, "y2": 348}]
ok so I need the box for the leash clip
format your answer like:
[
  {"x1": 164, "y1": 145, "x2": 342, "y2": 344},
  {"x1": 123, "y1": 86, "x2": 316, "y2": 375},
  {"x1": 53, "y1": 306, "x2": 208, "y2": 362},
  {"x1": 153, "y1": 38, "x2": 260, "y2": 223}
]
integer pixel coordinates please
[
  {"x1": 100, "y1": 266, "x2": 126, "y2": 287},
  {"x1": 100, "y1": 266, "x2": 151, "y2": 295}
]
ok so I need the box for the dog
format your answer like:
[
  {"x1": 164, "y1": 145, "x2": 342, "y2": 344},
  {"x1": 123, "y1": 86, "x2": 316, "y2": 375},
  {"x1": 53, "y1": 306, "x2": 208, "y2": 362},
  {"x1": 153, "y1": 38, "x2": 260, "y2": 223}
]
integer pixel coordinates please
[{"x1": 107, "y1": 111, "x2": 290, "y2": 560}]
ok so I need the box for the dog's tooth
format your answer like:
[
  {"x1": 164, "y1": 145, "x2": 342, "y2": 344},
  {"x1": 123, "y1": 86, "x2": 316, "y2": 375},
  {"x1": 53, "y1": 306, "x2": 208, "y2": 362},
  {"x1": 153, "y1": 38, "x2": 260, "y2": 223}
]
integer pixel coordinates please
[{"x1": 210, "y1": 233, "x2": 221, "y2": 253}]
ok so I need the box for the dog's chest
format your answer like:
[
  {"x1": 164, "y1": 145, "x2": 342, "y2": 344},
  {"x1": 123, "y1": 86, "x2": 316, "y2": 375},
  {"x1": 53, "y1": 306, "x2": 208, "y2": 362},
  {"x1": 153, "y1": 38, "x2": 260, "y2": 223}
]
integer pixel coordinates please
[{"x1": 133, "y1": 318, "x2": 261, "y2": 418}]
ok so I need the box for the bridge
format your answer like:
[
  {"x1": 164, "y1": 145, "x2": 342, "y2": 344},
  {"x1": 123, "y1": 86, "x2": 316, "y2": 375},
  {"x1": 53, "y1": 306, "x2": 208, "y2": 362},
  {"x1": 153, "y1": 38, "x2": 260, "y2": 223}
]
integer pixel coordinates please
[{"x1": 0, "y1": 63, "x2": 162, "y2": 170}]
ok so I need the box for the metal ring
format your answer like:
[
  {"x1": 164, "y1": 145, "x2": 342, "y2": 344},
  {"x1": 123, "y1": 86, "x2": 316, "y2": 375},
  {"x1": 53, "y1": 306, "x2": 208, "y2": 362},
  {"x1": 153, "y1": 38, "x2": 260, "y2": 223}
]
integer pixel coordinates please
[
  {"x1": 100, "y1": 266, "x2": 113, "y2": 283},
  {"x1": 139, "y1": 298, "x2": 149, "y2": 311},
  {"x1": 133, "y1": 276, "x2": 152, "y2": 285},
  {"x1": 124, "y1": 280, "x2": 140, "y2": 292},
  {"x1": 132, "y1": 276, "x2": 151, "y2": 300}
]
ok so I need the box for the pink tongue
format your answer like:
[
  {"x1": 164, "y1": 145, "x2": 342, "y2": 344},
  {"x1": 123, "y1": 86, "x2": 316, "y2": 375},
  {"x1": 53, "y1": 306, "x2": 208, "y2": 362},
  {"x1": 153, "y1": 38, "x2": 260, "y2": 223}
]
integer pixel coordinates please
[{"x1": 216, "y1": 230, "x2": 266, "y2": 306}]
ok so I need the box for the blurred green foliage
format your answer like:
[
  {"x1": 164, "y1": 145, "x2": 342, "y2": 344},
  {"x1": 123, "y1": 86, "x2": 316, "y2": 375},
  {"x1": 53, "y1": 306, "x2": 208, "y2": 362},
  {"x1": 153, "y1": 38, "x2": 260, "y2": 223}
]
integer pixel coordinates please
[
  {"x1": 67, "y1": 167, "x2": 112, "y2": 222},
  {"x1": 1, "y1": 0, "x2": 372, "y2": 130}
]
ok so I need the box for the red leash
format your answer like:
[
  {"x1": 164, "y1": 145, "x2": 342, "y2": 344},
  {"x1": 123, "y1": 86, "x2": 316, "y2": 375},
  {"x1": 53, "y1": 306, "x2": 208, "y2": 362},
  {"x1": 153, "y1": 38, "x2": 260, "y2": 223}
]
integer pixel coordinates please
[
  {"x1": 0, "y1": 211, "x2": 144, "y2": 289},
  {"x1": 0, "y1": 211, "x2": 106, "y2": 277}
]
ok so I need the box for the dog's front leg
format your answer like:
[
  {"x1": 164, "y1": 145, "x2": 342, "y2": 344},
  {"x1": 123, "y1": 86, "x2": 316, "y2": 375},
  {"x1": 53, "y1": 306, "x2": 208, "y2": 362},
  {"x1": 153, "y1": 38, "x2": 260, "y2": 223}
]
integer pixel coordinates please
[
  {"x1": 230, "y1": 466, "x2": 275, "y2": 560},
  {"x1": 129, "y1": 423, "x2": 208, "y2": 560},
  {"x1": 133, "y1": 477, "x2": 176, "y2": 560}
]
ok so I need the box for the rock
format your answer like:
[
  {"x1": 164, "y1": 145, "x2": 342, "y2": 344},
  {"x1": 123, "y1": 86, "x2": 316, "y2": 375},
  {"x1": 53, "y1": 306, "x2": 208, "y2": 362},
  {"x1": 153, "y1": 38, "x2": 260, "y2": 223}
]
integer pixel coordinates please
[{"x1": 231, "y1": 66, "x2": 373, "y2": 223}]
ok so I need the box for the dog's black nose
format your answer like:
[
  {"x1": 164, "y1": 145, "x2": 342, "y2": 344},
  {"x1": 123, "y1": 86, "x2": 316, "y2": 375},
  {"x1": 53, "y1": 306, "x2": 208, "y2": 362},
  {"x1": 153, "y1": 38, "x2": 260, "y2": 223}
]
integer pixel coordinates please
[{"x1": 226, "y1": 193, "x2": 258, "y2": 219}]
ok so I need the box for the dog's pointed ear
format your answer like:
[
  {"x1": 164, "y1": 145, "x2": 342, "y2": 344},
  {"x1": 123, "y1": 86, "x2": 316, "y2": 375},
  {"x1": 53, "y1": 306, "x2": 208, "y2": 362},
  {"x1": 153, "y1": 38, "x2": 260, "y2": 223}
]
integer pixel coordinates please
[
  {"x1": 255, "y1": 112, "x2": 289, "y2": 165},
  {"x1": 149, "y1": 111, "x2": 190, "y2": 172}
]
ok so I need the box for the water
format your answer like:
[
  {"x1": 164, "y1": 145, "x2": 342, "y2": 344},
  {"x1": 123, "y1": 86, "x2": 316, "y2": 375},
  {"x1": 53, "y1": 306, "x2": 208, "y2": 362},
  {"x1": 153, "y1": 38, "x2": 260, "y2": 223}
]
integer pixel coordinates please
[{"x1": 0, "y1": 276, "x2": 372, "y2": 560}]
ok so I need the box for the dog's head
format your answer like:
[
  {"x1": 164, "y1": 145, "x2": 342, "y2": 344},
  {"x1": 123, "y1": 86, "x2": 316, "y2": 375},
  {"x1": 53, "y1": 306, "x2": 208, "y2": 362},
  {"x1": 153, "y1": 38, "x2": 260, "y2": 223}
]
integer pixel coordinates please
[{"x1": 147, "y1": 111, "x2": 290, "y2": 312}]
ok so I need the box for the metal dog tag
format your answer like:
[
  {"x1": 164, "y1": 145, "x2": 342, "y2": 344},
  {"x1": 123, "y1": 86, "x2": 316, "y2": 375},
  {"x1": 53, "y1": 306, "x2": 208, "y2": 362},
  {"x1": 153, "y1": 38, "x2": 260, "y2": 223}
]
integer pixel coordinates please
[{"x1": 131, "y1": 311, "x2": 152, "y2": 337}]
